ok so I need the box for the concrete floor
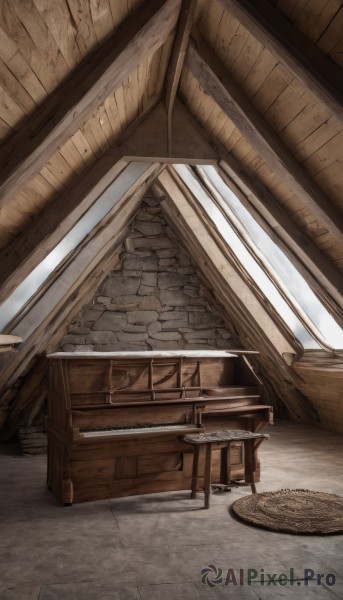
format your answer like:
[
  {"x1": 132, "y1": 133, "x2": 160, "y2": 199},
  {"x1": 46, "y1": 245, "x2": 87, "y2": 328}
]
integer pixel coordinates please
[{"x1": 0, "y1": 420, "x2": 342, "y2": 600}]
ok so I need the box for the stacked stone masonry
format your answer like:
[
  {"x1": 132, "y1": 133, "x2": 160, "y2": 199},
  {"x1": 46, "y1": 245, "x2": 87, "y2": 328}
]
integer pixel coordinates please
[{"x1": 60, "y1": 194, "x2": 239, "y2": 352}]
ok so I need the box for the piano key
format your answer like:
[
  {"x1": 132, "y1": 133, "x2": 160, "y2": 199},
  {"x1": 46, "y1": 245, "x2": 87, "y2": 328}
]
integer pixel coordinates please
[{"x1": 79, "y1": 423, "x2": 196, "y2": 438}]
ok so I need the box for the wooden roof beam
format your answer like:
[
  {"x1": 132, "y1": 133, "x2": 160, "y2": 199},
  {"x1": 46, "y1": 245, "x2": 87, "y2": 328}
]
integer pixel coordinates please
[
  {"x1": 0, "y1": 165, "x2": 162, "y2": 394},
  {"x1": 217, "y1": 0, "x2": 343, "y2": 121},
  {"x1": 0, "y1": 0, "x2": 181, "y2": 208},
  {"x1": 164, "y1": 0, "x2": 197, "y2": 154},
  {"x1": 157, "y1": 168, "x2": 318, "y2": 423},
  {"x1": 0, "y1": 97, "x2": 217, "y2": 305},
  {"x1": 0, "y1": 161, "x2": 160, "y2": 323},
  {"x1": 185, "y1": 32, "x2": 343, "y2": 243},
  {"x1": 217, "y1": 157, "x2": 343, "y2": 314}
]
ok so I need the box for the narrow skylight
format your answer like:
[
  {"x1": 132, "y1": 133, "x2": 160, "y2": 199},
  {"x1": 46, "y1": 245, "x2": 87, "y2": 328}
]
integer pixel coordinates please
[
  {"x1": 0, "y1": 162, "x2": 150, "y2": 332},
  {"x1": 197, "y1": 165, "x2": 343, "y2": 350},
  {"x1": 175, "y1": 165, "x2": 343, "y2": 349}
]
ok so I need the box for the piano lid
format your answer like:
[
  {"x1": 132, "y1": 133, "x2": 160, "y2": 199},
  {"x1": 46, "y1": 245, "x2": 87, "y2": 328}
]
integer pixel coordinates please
[{"x1": 46, "y1": 350, "x2": 259, "y2": 359}]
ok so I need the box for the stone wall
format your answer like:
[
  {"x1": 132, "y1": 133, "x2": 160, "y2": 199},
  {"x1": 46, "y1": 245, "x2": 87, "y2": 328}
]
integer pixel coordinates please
[{"x1": 59, "y1": 194, "x2": 239, "y2": 352}]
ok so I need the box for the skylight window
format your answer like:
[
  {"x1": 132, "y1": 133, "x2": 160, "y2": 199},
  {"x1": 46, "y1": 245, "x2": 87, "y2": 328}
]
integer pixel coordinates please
[
  {"x1": 174, "y1": 163, "x2": 343, "y2": 350},
  {"x1": 0, "y1": 162, "x2": 150, "y2": 332},
  {"x1": 197, "y1": 165, "x2": 343, "y2": 350}
]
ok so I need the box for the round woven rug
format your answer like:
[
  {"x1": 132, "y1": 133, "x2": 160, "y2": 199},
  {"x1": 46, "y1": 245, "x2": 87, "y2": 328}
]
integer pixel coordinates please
[{"x1": 231, "y1": 489, "x2": 343, "y2": 535}]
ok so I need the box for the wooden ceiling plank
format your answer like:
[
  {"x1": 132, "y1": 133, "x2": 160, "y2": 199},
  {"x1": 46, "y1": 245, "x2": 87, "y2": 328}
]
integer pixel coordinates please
[
  {"x1": 186, "y1": 32, "x2": 343, "y2": 242},
  {"x1": 9, "y1": 0, "x2": 70, "y2": 87},
  {"x1": 89, "y1": 0, "x2": 115, "y2": 44},
  {"x1": 84, "y1": 111, "x2": 111, "y2": 156},
  {"x1": 0, "y1": 97, "x2": 163, "y2": 302},
  {"x1": 251, "y1": 62, "x2": 293, "y2": 115},
  {"x1": 59, "y1": 139, "x2": 90, "y2": 176},
  {"x1": 0, "y1": 57, "x2": 36, "y2": 115},
  {"x1": 0, "y1": 0, "x2": 60, "y2": 97},
  {"x1": 165, "y1": 0, "x2": 197, "y2": 155},
  {"x1": 70, "y1": 131, "x2": 96, "y2": 167},
  {"x1": 242, "y1": 47, "x2": 278, "y2": 100},
  {"x1": 281, "y1": 101, "x2": 333, "y2": 150},
  {"x1": 213, "y1": 8, "x2": 232, "y2": 62},
  {"x1": 293, "y1": 0, "x2": 341, "y2": 45},
  {"x1": 40, "y1": 166, "x2": 67, "y2": 193},
  {"x1": 65, "y1": 0, "x2": 98, "y2": 55},
  {"x1": 103, "y1": 95, "x2": 123, "y2": 139},
  {"x1": 294, "y1": 116, "x2": 343, "y2": 163},
  {"x1": 0, "y1": 116, "x2": 10, "y2": 142},
  {"x1": 0, "y1": 0, "x2": 181, "y2": 209},
  {"x1": 32, "y1": 0, "x2": 83, "y2": 69},
  {"x1": 317, "y1": 7, "x2": 343, "y2": 66},
  {"x1": 6, "y1": 50, "x2": 46, "y2": 105},
  {"x1": 216, "y1": 0, "x2": 343, "y2": 120},
  {"x1": 0, "y1": 84, "x2": 25, "y2": 128},
  {"x1": 230, "y1": 34, "x2": 263, "y2": 87},
  {"x1": 263, "y1": 79, "x2": 308, "y2": 134},
  {"x1": 146, "y1": 46, "x2": 163, "y2": 104}
]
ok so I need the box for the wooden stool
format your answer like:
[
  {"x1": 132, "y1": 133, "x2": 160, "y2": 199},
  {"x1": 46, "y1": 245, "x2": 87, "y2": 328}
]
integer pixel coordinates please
[{"x1": 183, "y1": 429, "x2": 269, "y2": 509}]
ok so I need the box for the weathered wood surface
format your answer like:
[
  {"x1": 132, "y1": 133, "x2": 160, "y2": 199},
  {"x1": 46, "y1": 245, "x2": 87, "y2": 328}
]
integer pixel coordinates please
[
  {"x1": 186, "y1": 32, "x2": 343, "y2": 242},
  {"x1": 164, "y1": 0, "x2": 197, "y2": 154},
  {"x1": 217, "y1": 160, "x2": 343, "y2": 315},
  {"x1": 46, "y1": 352, "x2": 270, "y2": 503},
  {"x1": 0, "y1": 0, "x2": 181, "y2": 208},
  {"x1": 0, "y1": 166, "x2": 161, "y2": 403},
  {"x1": 217, "y1": 0, "x2": 343, "y2": 121},
  {"x1": 293, "y1": 356, "x2": 343, "y2": 434},
  {"x1": 157, "y1": 168, "x2": 319, "y2": 423},
  {"x1": 122, "y1": 99, "x2": 218, "y2": 162}
]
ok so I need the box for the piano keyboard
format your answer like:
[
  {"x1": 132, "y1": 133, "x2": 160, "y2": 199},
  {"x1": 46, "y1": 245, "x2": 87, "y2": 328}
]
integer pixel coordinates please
[{"x1": 79, "y1": 423, "x2": 196, "y2": 438}]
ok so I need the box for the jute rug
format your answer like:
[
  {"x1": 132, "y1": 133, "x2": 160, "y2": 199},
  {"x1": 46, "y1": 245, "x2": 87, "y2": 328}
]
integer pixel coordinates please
[{"x1": 231, "y1": 489, "x2": 343, "y2": 535}]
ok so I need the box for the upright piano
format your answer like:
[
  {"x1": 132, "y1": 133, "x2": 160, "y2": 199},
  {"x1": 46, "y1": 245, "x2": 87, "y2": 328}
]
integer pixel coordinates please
[{"x1": 46, "y1": 350, "x2": 272, "y2": 504}]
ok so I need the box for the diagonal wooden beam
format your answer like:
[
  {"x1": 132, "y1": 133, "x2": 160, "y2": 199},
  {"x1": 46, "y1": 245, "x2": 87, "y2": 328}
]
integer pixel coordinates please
[
  {"x1": 0, "y1": 162, "x2": 159, "y2": 332},
  {"x1": 185, "y1": 31, "x2": 343, "y2": 242},
  {"x1": 157, "y1": 168, "x2": 319, "y2": 423},
  {"x1": 0, "y1": 0, "x2": 181, "y2": 208},
  {"x1": 217, "y1": 158, "x2": 343, "y2": 314},
  {"x1": 217, "y1": 0, "x2": 343, "y2": 121},
  {"x1": 0, "y1": 165, "x2": 162, "y2": 396},
  {"x1": 0, "y1": 98, "x2": 217, "y2": 306},
  {"x1": 0, "y1": 98, "x2": 160, "y2": 304},
  {"x1": 164, "y1": 0, "x2": 197, "y2": 154}
]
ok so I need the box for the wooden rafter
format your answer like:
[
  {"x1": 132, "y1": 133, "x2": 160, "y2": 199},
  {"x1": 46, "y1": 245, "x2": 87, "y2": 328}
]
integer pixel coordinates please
[
  {"x1": 0, "y1": 165, "x2": 162, "y2": 396},
  {"x1": 164, "y1": 0, "x2": 197, "y2": 155},
  {"x1": 0, "y1": 162, "x2": 161, "y2": 332},
  {"x1": 157, "y1": 168, "x2": 318, "y2": 423},
  {"x1": 0, "y1": 0, "x2": 181, "y2": 208},
  {"x1": 158, "y1": 168, "x2": 297, "y2": 357},
  {"x1": 185, "y1": 32, "x2": 343, "y2": 243},
  {"x1": 217, "y1": 0, "x2": 343, "y2": 121},
  {"x1": 217, "y1": 158, "x2": 343, "y2": 314},
  {"x1": 0, "y1": 98, "x2": 217, "y2": 306}
]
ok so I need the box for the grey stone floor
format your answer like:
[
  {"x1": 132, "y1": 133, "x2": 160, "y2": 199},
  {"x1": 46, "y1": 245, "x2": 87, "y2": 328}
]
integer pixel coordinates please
[{"x1": 0, "y1": 420, "x2": 342, "y2": 600}]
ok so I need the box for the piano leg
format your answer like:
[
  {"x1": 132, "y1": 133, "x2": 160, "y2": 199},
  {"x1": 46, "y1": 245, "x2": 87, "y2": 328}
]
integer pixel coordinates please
[
  {"x1": 243, "y1": 439, "x2": 261, "y2": 494},
  {"x1": 62, "y1": 478, "x2": 74, "y2": 506}
]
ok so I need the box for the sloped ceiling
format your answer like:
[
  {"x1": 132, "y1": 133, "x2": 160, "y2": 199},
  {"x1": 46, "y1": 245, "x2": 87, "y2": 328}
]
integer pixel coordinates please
[{"x1": 1, "y1": 0, "x2": 343, "y2": 432}]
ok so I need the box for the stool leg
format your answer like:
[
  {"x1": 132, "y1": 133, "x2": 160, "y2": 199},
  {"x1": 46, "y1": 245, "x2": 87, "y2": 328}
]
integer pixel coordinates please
[
  {"x1": 244, "y1": 439, "x2": 257, "y2": 494},
  {"x1": 220, "y1": 444, "x2": 230, "y2": 485},
  {"x1": 191, "y1": 444, "x2": 200, "y2": 499},
  {"x1": 204, "y1": 443, "x2": 212, "y2": 509}
]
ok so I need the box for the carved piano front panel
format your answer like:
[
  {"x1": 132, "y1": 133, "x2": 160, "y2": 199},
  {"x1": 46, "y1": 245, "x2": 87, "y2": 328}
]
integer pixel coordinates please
[{"x1": 46, "y1": 351, "x2": 272, "y2": 504}]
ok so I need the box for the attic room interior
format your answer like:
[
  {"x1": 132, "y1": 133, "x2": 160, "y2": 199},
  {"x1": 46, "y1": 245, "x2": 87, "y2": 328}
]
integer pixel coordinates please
[{"x1": 0, "y1": 0, "x2": 343, "y2": 598}]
